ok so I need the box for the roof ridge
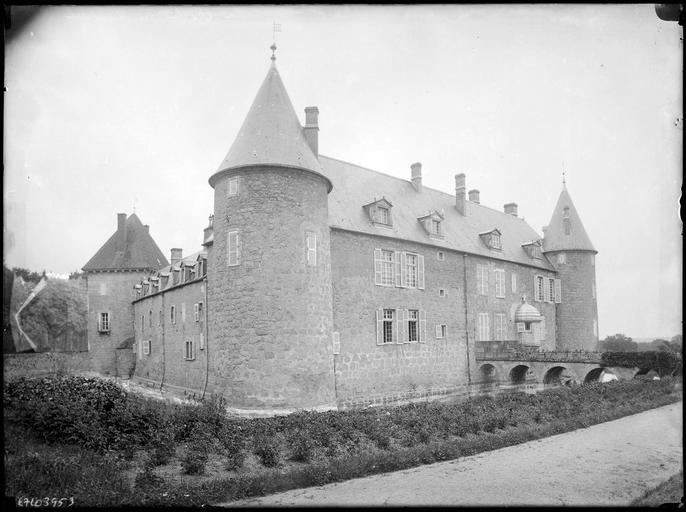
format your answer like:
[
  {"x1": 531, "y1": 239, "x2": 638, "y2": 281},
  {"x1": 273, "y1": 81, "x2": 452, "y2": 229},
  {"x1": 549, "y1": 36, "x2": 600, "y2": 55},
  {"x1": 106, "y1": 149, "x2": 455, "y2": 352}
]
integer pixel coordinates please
[{"x1": 320, "y1": 154, "x2": 530, "y2": 224}]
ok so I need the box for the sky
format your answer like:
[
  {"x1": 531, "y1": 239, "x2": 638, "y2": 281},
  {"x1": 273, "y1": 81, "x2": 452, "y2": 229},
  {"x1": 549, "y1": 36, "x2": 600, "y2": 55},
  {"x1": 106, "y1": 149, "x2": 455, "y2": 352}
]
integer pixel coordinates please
[{"x1": 4, "y1": 5, "x2": 682, "y2": 340}]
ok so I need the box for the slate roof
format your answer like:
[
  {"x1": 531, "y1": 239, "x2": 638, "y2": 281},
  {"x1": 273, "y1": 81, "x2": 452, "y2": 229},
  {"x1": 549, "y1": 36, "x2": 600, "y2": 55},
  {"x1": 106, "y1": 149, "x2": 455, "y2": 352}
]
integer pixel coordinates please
[
  {"x1": 542, "y1": 186, "x2": 596, "y2": 253},
  {"x1": 158, "y1": 250, "x2": 205, "y2": 274},
  {"x1": 82, "y1": 214, "x2": 169, "y2": 272},
  {"x1": 318, "y1": 155, "x2": 555, "y2": 270},
  {"x1": 209, "y1": 62, "x2": 328, "y2": 189}
]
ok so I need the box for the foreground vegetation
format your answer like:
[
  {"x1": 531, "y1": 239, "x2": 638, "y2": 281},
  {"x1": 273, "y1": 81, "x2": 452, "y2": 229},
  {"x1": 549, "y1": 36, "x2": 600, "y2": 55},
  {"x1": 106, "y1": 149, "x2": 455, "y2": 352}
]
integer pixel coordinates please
[{"x1": 4, "y1": 376, "x2": 682, "y2": 507}]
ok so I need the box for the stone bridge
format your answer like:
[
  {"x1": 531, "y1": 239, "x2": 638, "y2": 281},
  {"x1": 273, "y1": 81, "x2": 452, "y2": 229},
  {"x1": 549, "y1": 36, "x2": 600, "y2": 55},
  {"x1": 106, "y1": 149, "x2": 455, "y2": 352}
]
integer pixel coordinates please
[{"x1": 474, "y1": 342, "x2": 639, "y2": 388}]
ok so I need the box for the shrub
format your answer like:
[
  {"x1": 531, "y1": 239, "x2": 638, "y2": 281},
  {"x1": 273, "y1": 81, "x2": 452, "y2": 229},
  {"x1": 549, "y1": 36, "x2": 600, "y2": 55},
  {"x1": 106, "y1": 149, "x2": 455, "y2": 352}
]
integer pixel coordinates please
[
  {"x1": 287, "y1": 430, "x2": 316, "y2": 462},
  {"x1": 253, "y1": 434, "x2": 281, "y2": 467}
]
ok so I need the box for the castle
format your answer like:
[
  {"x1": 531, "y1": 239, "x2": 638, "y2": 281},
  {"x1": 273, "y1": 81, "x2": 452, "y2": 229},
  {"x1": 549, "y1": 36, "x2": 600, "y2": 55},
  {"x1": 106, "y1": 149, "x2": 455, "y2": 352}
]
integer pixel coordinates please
[{"x1": 83, "y1": 51, "x2": 599, "y2": 414}]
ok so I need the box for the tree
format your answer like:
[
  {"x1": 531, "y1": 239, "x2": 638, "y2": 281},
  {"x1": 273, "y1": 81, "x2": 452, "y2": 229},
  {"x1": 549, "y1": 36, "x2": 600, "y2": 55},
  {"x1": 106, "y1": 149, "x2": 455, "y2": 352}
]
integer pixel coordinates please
[
  {"x1": 599, "y1": 333, "x2": 638, "y2": 352},
  {"x1": 658, "y1": 335, "x2": 683, "y2": 353},
  {"x1": 11, "y1": 267, "x2": 44, "y2": 284}
]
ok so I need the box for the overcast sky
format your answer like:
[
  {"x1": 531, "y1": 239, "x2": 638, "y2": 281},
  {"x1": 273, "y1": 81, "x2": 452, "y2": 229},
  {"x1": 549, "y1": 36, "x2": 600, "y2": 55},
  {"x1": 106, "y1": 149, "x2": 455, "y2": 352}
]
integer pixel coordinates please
[{"x1": 4, "y1": 5, "x2": 682, "y2": 339}]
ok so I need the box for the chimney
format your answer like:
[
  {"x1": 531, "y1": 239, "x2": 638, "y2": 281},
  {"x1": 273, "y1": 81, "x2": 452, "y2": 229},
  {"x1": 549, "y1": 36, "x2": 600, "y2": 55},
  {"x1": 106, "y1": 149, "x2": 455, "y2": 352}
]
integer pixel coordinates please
[
  {"x1": 410, "y1": 162, "x2": 422, "y2": 192},
  {"x1": 116, "y1": 213, "x2": 127, "y2": 252},
  {"x1": 468, "y1": 189, "x2": 480, "y2": 204},
  {"x1": 170, "y1": 248, "x2": 183, "y2": 266},
  {"x1": 455, "y1": 173, "x2": 466, "y2": 215},
  {"x1": 303, "y1": 106, "x2": 319, "y2": 157},
  {"x1": 504, "y1": 203, "x2": 518, "y2": 217}
]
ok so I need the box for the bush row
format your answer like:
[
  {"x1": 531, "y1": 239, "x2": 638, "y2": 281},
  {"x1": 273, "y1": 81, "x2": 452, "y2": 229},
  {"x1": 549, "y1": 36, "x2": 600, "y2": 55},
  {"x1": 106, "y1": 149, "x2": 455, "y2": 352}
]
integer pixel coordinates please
[{"x1": 601, "y1": 350, "x2": 682, "y2": 376}]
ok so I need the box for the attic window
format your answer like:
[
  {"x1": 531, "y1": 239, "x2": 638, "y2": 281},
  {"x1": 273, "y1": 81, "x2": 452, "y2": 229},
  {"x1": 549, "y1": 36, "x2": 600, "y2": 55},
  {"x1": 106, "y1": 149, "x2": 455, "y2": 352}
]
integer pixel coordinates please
[
  {"x1": 418, "y1": 211, "x2": 445, "y2": 239},
  {"x1": 522, "y1": 240, "x2": 543, "y2": 259},
  {"x1": 364, "y1": 198, "x2": 393, "y2": 227},
  {"x1": 479, "y1": 229, "x2": 502, "y2": 251}
]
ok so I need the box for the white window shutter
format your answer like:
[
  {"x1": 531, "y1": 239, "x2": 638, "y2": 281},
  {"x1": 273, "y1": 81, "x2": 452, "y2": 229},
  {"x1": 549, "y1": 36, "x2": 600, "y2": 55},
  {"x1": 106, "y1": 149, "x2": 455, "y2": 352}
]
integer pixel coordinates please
[
  {"x1": 376, "y1": 309, "x2": 383, "y2": 345},
  {"x1": 394, "y1": 251, "x2": 402, "y2": 287},
  {"x1": 400, "y1": 252, "x2": 407, "y2": 288},
  {"x1": 435, "y1": 324, "x2": 441, "y2": 338},
  {"x1": 555, "y1": 279, "x2": 562, "y2": 303},
  {"x1": 417, "y1": 254, "x2": 425, "y2": 289},
  {"x1": 543, "y1": 279, "x2": 549, "y2": 302},
  {"x1": 235, "y1": 232, "x2": 242, "y2": 265},
  {"x1": 419, "y1": 310, "x2": 426, "y2": 343},
  {"x1": 393, "y1": 309, "x2": 399, "y2": 343},
  {"x1": 374, "y1": 249, "x2": 382, "y2": 285},
  {"x1": 397, "y1": 309, "x2": 406, "y2": 344},
  {"x1": 332, "y1": 331, "x2": 340, "y2": 354},
  {"x1": 511, "y1": 273, "x2": 517, "y2": 294},
  {"x1": 200, "y1": 332, "x2": 205, "y2": 350}
]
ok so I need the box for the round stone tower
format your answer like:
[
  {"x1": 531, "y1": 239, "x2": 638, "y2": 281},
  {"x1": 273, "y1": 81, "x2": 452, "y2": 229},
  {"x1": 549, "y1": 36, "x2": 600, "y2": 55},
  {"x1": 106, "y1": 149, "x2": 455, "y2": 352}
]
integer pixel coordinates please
[
  {"x1": 543, "y1": 184, "x2": 599, "y2": 351},
  {"x1": 206, "y1": 54, "x2": 336, "y2": 413}
]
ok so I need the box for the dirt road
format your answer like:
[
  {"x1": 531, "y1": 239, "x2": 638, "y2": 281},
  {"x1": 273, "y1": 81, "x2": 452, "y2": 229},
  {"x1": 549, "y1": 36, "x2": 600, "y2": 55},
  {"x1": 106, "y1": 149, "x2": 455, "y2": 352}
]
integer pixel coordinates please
[{"x1": 224, "y1": 401, "x2": 683, "y2": 506}]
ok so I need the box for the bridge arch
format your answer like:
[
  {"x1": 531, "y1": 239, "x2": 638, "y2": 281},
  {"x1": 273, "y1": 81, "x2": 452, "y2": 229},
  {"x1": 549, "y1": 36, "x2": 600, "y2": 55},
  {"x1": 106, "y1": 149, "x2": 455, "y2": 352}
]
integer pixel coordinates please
[
  {"x1": 543, "y1": 366, "x2": 568, "y2": 386},
  {"x1": 584, "y1": 367, "x2": 617, "y2": 383},
  {"x1": 509, "y1": 364, "x2": 530, "y2": 384},
  {"x1": 478, "y1": 363, "x2": 498, "y2": 384}
]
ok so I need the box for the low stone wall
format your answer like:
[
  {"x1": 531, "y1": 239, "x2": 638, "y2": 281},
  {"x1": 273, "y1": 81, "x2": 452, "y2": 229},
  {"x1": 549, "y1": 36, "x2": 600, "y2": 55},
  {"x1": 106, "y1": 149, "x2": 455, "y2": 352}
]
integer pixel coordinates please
[{"x1": 3, "y1": 352, "x2": 93, "y2": 380}]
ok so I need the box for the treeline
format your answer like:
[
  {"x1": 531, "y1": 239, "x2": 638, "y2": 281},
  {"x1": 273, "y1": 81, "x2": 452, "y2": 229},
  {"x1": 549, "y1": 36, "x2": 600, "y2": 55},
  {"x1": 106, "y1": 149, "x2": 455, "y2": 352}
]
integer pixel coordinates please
[{"x1": 599, "y1": 333, "x2": 682, "y2": 353}]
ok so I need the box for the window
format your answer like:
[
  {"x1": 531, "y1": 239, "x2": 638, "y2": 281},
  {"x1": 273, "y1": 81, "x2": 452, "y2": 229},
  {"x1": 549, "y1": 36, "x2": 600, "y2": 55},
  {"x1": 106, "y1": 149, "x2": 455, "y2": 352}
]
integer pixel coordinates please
[
  {"x1": 170, "y1": 305, "x2": 176, "y2": 325},
  {"x1": 532, "y1": 244, "x2": 542, "y2": 259},
  {"x1": 306, "y1": 231, "x2": 317, "y2": 266},
  {"x1": 430, "y1": 219, "x2": 441, "y2": 236},
  {"x1": 491, "y1": 233, "x2": 502, "y2": 250},
  {"x1": 227, "y1": 177, "x2": 239, "y2": 196},
  {"x1": 437, "y1": 251, "x2": 445, "y2": 261},
  {"x1": 439, "y1": 288, "x2": 446, "y2": 297},
  {"x1": 534, "y1": 275, "x2": 545, "y2": 302},
  {"x1": 181, "y1": 303, "x2": 186, "y2": 323},
  {"x1": 407, "y1": 310, "x2": 419, "y2": 342},
  {"x1": 563, "y1": 207, "x2": 571, "y2": 235},
  {"x1": 494, "y1": 313, "x2": 507, "y2": 341},
  {"x1": 557, "y1": 253, "x2": 567, "y2": 265},
  {"x1": 495, "y1": 269, "x2": 505, "y2": 298},
  {"x1": 141, "y1": 315, "x2": 145, "y2": 333},
  {"x1": 149, "y1": 310, "x2": 153, "y2": 328},
  {"x1": 511, "y1": 273, "x2": 517, "y2": 294},
  {"x1": 227, "y1": 230, "x2": 241, "y2": 266},
  {"x1": 374, "y1": 249, "x2": 395, "y2": 286},
  {"x1": 98, "y1": 312, "x2": 110, "y2": 333},
  {"x1": 406, "y1": 253, "x2": 418, "y2": 288},
  {"x1": 478, "y1": 313, "x2": 490, "y2": 341},
  {"x1": 143, "y1": 339, "x2": 151, "y2": 356},
  {"x1": 184, "y1": 340, "x2": 195, "y2": 361},
  {"x1": 194, "y1": 303, "x2": 200, "y2": 322},
  {"x1": 382, "y1": 309, "x2": 394, "y2": 344},
  {"x1": 374, "y1": 249, "x2": 424, "y2": 289},
  {"x1": 477, "y1": 265, "x2": 488, "y2": 295},
  {"x1": 548, "y1": 278, "x2": 555, "y2": 303},
  {"x1": 435, "y1": 324, "x2": 447, "y2": 339},
  {"x1": 199, "y1": 333, "x2": 205, "y2": 350},
  {"x1": 376, "y1": 206, "x2": 390, "y2": 225},
  {"x1": 198, "y1": 302, "x2": 204, "y2": 321}
]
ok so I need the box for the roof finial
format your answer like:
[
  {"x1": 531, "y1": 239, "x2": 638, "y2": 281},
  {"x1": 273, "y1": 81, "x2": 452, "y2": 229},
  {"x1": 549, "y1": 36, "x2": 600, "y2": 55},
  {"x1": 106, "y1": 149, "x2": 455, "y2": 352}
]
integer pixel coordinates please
[
  {"x1": 562, "y1": 161, "x2": 566, "y2": 186},
  {"x1": 271, "y1": 22, "x2": 281, "y2": 62}
]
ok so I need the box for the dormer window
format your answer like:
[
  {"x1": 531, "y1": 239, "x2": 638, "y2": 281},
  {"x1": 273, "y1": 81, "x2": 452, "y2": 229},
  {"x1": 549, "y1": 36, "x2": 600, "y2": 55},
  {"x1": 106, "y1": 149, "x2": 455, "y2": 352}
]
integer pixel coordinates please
[
  {"x1": 363, "y1": 197, "x2": 393, "y2": 227},
  {"x1": 522, "y1": 240, "x2": 543, "y2": 259},
  {"x1": 563, "y1": 206, "x2": 571, "y2": 235},
  {"x1": 479, "y1": 229, "x2": 502, "y2": 251},
  {"x1": 418, "y1": 211, "x2": 444, "y2": 239}
]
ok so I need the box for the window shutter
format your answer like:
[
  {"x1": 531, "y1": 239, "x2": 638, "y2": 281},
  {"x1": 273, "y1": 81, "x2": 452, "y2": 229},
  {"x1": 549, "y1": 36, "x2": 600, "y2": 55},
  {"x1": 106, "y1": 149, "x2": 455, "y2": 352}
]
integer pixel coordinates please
[
  {"x1": 333, "y1": 331, "x2": 341, "y2": 354},
  {"x1": 511, "y1": 273, "x2": 517, "y2": 294},
  {"x1": 374, "y1": 249, "x2": 382, "y2": 285},
  {"x1": 235, "y1": 231, "x2": 242, "y2": 265},
  {"x1": 393, "y1": 309, "x2": 399, "y2": 343},
  {"x1": 400, "y1": 252, "x2": 407, "y2": 288},
  {"x1": 533, "y1": 276, "x2": 539, "y2": 301},
  {"x1": 435, "y1": 324, "x2": 441, "y2": 338},
  {"x1": 376, "y1": 309, "x2": 383, "y2": 345},
  {"x1": 417, "y1": 254, "x2": 425, "y2": 289},
  {"x1": 200, "y1": 332, "x2": 205, "y2": 350},
  {"x1": 543, "y1": 279, "x2": 550, "y2": 302},
  {"x1": 181, "y1": 303, "x2": 186, "y2": 323},
  {"x1": 419, "y1": 310, "x2": 426, "y2": 343},
  {"x1": 98, "y1": 314, "x2": 103, "y2": 332},
  {"x1": 394, "y1": 251, "x2": 402, "y2": 287},
  {"x1": 397, "y1": 309, "x2": 406, "y2": 344},
  {"x1": 554, "y1": 279, "x2": 561, "y2": 303}
]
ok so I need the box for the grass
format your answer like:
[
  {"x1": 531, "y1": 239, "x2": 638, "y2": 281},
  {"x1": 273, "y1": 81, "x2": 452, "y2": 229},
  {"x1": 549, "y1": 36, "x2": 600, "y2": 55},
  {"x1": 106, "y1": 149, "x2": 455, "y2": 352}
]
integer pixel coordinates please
[
  {"x1": 3, "y1": 376, "x2": 683, "y2": 507},
  {"x1": 630, "y1": 471, "x2": 684, "y2": 507}
]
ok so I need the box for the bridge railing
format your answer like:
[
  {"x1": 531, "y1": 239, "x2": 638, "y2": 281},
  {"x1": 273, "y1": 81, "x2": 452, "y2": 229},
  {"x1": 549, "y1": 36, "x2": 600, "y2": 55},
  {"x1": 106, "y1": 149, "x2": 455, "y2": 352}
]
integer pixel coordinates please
[{"x1": 475, "y1": 341, "x2": 603, "y2": 363}]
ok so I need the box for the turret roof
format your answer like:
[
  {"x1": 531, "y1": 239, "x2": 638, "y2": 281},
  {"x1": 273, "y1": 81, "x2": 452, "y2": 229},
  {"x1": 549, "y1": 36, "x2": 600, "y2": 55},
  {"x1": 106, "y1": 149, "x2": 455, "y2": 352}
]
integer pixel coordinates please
[
  {"x1": 82, "y1": 214, "x2": 169, "y2": 272},
  {"x1": 210, "y1": 61, "x2": 324, "y2": 187},
  {"x1": 542, "y1": 185, "x2": 596, "y2": 253}
]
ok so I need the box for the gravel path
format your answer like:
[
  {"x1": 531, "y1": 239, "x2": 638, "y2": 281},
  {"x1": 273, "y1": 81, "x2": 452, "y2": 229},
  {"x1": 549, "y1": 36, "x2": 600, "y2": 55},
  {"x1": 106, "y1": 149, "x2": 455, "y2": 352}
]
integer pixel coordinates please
[{"x1": 223, "y1": 401, "x2": 683, "y2": 507}]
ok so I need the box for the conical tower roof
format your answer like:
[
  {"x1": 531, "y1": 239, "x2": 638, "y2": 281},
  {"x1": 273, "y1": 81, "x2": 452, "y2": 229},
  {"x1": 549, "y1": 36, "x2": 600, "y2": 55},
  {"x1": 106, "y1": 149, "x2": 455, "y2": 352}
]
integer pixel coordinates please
[
  {"x1": 209, "y1": 59, "x2": 328, "y2": 189},
  {"x1": 542, "y1": 185, "x2": 596, "y2": 253}
]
